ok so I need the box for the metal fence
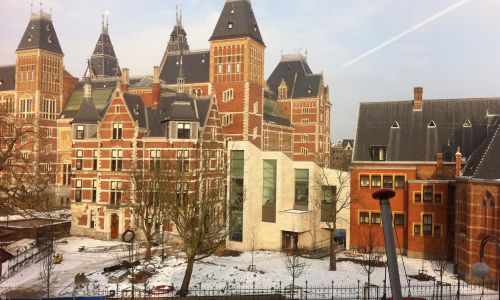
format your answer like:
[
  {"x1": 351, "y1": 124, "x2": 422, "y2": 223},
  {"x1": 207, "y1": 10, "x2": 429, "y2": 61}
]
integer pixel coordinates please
[
  {"x1": 3, "y1": 244, "x2": 49, "y2": 278},
  {"x1": 2, "y1": 280, "x2": 494, "y2": 300}
]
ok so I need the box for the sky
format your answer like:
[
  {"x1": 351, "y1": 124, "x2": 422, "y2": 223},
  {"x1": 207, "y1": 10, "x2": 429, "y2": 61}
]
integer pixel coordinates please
[{"x1": 1, "y1": 0, "x2": 499, "y2": 141}]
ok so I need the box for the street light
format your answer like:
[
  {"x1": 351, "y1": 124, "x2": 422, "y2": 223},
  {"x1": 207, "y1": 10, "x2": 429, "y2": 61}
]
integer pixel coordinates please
[{"x1": 471, "y1": 234, "x2": 499, "y2": 294}]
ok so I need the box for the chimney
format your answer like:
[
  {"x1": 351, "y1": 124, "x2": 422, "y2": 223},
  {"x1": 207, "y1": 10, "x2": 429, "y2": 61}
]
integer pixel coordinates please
[
  {"x1": 121, "y1": 68, "x2": 129, "y2": 91},
  {"x1": 436, "y1": 152, "x2": 443, "y2": 178},
  {"x1": 455, "y1": 147, "x2": 462, "y2": 177},
  {"x1": 413, "y1": 87, "x2": 423, "y2": 111},
  {"x1": 151, "y1": 66, "x2": 161, "y2": 108}
]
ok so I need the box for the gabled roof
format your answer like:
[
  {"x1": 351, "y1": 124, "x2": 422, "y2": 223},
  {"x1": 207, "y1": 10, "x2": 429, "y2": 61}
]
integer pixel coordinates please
[
  {"x1": 72, "y1": 97, "x2": 101, "y2": 124},
  {"x1": 159, "y1": 93, "x2": 198, "y2": 122},
  {"x1": 123, "y1": 93, "x2": 147, "y2": 128},
  {"x1": 17, "y1": 12, "x2": 63, "y2": 54},
  {"x1": 210, "y1": 0, "x2": 264, "y2": 45},
  {"x1": 353, "y1": 98, "x2": 500, "y2": 162},
  {"x1": 90, "y1": 24, "x2": 121, "y2": 78},
  {"x1": 0, "y1": 65, "x2": 16, "y2": 92},
  {"x1": 462, "y1": 116, "x2": 500, "y2": 179},
  {"x1": 267, "y1": 55, "x2": 322, "y2": 99},
  {"x1": 160, "y1": 51, "x2": 210, "y2": 84}
]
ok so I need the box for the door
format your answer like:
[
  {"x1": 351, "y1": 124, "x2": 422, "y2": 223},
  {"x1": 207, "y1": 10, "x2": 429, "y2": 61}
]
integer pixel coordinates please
[{"x1": 110, "y1": 214, "x2": 119, "y2": 240}]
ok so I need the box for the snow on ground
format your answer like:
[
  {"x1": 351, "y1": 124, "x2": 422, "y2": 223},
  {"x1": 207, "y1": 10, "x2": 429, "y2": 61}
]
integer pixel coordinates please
[
  {"x1": 0, "y1": 209, "x2": 71, "y2": 222},
  {"x1": 0, "y1": 237, "x2": 469, "y2": 295}
]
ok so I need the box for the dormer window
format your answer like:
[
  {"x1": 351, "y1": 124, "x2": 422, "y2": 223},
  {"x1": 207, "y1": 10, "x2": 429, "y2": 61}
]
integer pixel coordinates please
[
  {"x1": 76, "y1": 125, "x2": 85, "y2": 139},
  {"x1": 369, "y1": 146, "x2": 387, "y2": 161},
  {"x1": 427, "y1": 120, "x2": 436, "y2": 128},
  {"x1": 27, "y1": 34, "x2": 33, "y2": 42},
  {"x1": 177, "y1": 123, "x2": 191, "y2": 139},
  {"x1": 463, "y1": 119, "x2": 472, "y2": 128},
  {"x1": 278, "y1": 80, "x2": 288, "y2": 99},
  {"x1": 228, "y1": 21, "x2": 233, "y2": 29},
  {"x1": 47, "y1": 35, "x2": 52, "y2": 44},
  {"x1": 253, "y1": 24, "x2": 257, "y2": 32},
  {"x1": 46, "y1": 24, "x2": 50, "y2": 31},
  {"x1": 391, "y1": 121, "x2": 400, "y2": 129}
]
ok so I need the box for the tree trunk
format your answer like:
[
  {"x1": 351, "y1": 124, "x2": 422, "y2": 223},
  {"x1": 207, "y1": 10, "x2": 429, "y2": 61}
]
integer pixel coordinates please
[
  {"x1": 145, "y1": 238, "x2": 152, "y2": 261},
  {"x1": 329, "y1": 227, "x2": 337, "y2": 271},
  {"x1": 179, "y1": 257, "x2": 195, "y2": 297}
]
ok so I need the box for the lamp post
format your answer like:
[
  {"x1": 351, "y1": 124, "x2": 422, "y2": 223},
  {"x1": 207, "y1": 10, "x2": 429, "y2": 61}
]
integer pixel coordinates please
[
  {"x1": 372, "y1": 188, "x2": 403, "y2": 300},
  {"x1": 471, "y1": 234, "x2": 499, "y2": 292}
]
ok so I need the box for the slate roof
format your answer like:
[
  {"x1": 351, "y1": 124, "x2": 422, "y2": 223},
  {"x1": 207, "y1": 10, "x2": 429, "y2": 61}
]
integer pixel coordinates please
[
  {"x1": 210, "y1": 0, "x2": 264, "y2": 45},
  {"x1": 0, "y1": 65, "x2": 16, "y2": 92},
  {"x1": 462, "y1": 116, "x2": 500, "y2": 179},
  {"x1": 90, "y1": 26, "x2": 121, "y2": 78},
  {"x1": 353, "y1": 98, "x2": 500, "y2": 162},
  {"x1": 17, "y1": 12, "x2": 63, "y2": 54},
  {"x1": 72, "y1": 97, "x2": 101, "y2": 124},
  {"x1": 123, "y1": 93, "x2": 147, "y2": 128},
  {"x1": 267, "y1": 55, "x2": 322, "y2": 99},
  {"x1": 167, "y1": 24, "x2": 190, "y2": 53},
  {"x1": 145, "y1": 94, "x2": 212, "y2": 137},
  {"x1": 160, "y1": 51, "x2": 210, "y2": 84}
]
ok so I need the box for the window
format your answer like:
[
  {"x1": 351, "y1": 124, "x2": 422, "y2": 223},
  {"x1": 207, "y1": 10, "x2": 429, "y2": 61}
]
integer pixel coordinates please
[
  {"x1": 371, "y1": 212, "x2": 381, "y2": 224},
  {"x1": 63, "y1": 163, "x2": 71, "y2": 185},
  {"x1": 110, "y1": 181, "x2": 122, "y2": 206},
  {"x1": 45, "y1": 145, "x2": 52, "y2": 155},
  {"x1": 382, "y1": 175, "x2": 393, "y2": 188},
  {"x1": 394, "y1": 213, "x2": 405, "y2": 226},
  {"x1": 92, "y1": 150, "x2": 98, "y2": 170},
  {"x1": 150, "y1": 149, "x2": 160, "y2": 170},
  {"x1": 216, "y1": 150, "x2": 223, "y2": 170},
  {"x1": 371, "y1": 175, "x2": 381, "y2": 188},
  {"x1": 76, "y1": 125, "x2": 85, "y2": 139},
  {"x1": 176, "y1": 182, "x2": 188, "y2": 202},
  {"x1": 322, "y1": 186, "x2": 337, "y2": 202},
  {"x1": 111, "y1": 149, "x2": 123, "y2": 171},
  {"x1": 227, "y1": 63, "x2": 232, "y2": 73},
  {"x1": 20, "y1": 99, "x2": 32, "y2": 119},
  {"x1": 294, "y1": 169, "x2": 309, "y2": 210},
  {"x1": 253, "y1": 101, "x2": 258, "y2": 114},
  {"x1": 115, "y1": 106, "x2": 120, "y2": 113},
  {"x1": 415, "y1": 193, "x2": 422, "y2": 202},
  {"x1": 423, "y1": 214, "x2": 433, "y2": 236},
  {"x1": 423, "y1": 186, "x2": 433, "y2": 203},
  {"x1": 301, "y1": 147, "x2": 308, "y2": 155},
  {"x1": 370, "y1": 146, "x2": 387, "y2": 161},
  {"x1": 434, "y1": 225, "x2": 441, "y2": 237},
  {"x1": 112, "y1": 123, "x2": 123, "y2": 139},
  {"x1": 360, "y1": 175, "x2": 369, "y2": 187},
  {"x1": 176, "y1": 150, "x2": 189, "y2": 172},
  {"x1": 89, "y1": 210, "x2": 95, "y2": 228},
  {"x1": 75, "y1": 179, "x2": 82, "y2": 202},
  {"x1": 211, "y1": 127, "x2": 217, "y2": 142},
  {"x1": 218, "y1": 64, "x2": 222, "y2": 74},
  {"x1": 359, "y1": 212, "x2": 369, "y2": 224},
  {"x1": 394, "y1": 176, "x2": 405, "y2": 188},
  {"x1": 76, "y1": 150, "x2": 83, "y2": 170},
  {"x1": 301, "y1": 119, "x2": 309, "y2": 124},
  {"x1": 45, "y1": 128, "x2": 52, "y2": 138},
  {"x1": 414, "y1": 224, "x2": 421, "y2": 235},
  {"x1": 222, "y1": 89, "x2": 234, "y2": 102},
  {"x1": 230, "y1": 150, "x2": 244, "y2": 242},
  {"x1": 263, "y1": 160, "x2": 277, "y2": 205},
  {"x1": 302, "y1": 107, "x2": 309, "y2": 114},
  {"x1": 301, "y1": 134, "x2": 308, "y2": 142},
  {"x1": 92, "y1": 180, "x2": 97, "y2": 202},
  {"x1": 42, "y1": 98, "x2": 56, "y2": 120},
  {"x1": 177, "y1": 123, "x2": 191, "y2": 139},
  {"x1": 434, "y1": 193, "x2": 442, "y2": 204},
  {"x1": 223, "y1": 114, "x2": 233, "y2": 126}
]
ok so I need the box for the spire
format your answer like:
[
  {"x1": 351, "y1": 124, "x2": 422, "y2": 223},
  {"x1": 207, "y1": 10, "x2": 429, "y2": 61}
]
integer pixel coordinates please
[
  {"x1": 167, "y1": 6, "x2": 189, "y2": 54},
  {"x1": 177, "y1": 45, "x2": 185, "y2": 94},
  {"x1": 83, "y1": 59, "x2": 92, "y2": 99},
  {"x1": 210, "y1": 0, "x2": 264, "y2": 45},
  {"x1": 89, "y1": 14, "x2": 120, "y2": 78},
  {"x1": 17, "y1": 2, "x2": 63, "y2": 54}
]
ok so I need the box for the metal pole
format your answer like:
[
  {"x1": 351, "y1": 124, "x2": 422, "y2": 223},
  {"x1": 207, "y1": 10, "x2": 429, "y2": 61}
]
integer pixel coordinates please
[{"x1": 372, "y1": 188, "x2": 403, "y2": 300}]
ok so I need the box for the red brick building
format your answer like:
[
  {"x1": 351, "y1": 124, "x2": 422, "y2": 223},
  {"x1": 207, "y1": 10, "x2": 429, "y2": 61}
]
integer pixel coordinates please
[{"x1": 350, "y1": 87, "x2": 500, "y2": 281}]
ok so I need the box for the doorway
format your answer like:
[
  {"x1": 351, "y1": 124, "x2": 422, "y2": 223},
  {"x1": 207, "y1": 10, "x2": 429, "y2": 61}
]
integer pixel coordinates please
[{"x1": 110, "y1": 214, "x2": 119, "y2": 240}]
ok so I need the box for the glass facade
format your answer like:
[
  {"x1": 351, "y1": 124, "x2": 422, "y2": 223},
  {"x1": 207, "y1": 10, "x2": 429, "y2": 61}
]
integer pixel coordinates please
[
  {"x1": 263, "y1": 160, "x2": 277, "y2": 205},
  {"x1": 230, "y1": 150, "x2": 244, "y2": 242},
  {"x1": 294, "y1": 169, "x2": 309, "y2": 210}
]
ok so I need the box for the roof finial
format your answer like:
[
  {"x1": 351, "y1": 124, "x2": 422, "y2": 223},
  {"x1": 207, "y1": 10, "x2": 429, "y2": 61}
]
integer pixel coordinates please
[
  {"x1": 180, "y1": 8, "x2": 183, "y2": 26},
  {"x1": 176, "y1": 5, "x2": 179, "y2": 25},
  {"x1": 39, "y1": 1, "x2": 42, "y2": 14},
  {"x1": 101, "y1": 14, "x2": 104, "y2": 31},
  {"x1": 30, "y1": 1, "x2": 33, "y2": 13}
]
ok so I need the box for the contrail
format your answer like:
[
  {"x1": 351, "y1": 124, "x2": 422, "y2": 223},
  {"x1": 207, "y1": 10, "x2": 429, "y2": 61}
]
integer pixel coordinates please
[{"x1": 342, "y1": 0, "x2": 473, "y2": 68}]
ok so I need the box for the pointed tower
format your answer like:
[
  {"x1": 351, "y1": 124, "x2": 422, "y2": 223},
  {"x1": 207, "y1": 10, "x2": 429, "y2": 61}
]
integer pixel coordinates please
[
  {"x1": 209, "y1": 0, "x2": 265, "y2": 148},
  {"x1": 90, "y1": 16, "x2": 121, "y2": 79},
  {"x1": 167, "y1": 7, "x2": 190, "y2": 54}
]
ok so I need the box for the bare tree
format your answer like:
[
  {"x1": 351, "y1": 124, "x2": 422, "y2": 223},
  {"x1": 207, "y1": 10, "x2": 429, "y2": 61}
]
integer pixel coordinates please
[
  {"x1": 39, "y1": 221, "x2": 57, "y2": 297},
  {"x1": 283, "y1": 247, "x2": 306, "y2": 299},
  {"x1": 129, "y1": 166, "x2": 169, "y2": 261},
  {"x1": 313, "y1": 167, "x2": 352, "y2": 271},
  {"x1": 247, "y1": 223, "x2": 257, "y2": 272},
  {"x1": 0, "y1": 111, "x2": 55, "y2": 216},
  {"x1": 358, "y1": 225, "x2": 382, "y2": 299},
  {"x1": 132, "y1": 148, "x2": 231, "y2": 297},
  {"x1": 431, "y1": 244, "x2": 451, "y2": 300}
]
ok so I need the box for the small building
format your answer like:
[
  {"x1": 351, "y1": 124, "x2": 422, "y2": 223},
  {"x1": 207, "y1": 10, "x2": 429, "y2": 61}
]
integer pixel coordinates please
[{"x1": 330, "y1": 139, "x2": 354, "y2": 171}]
